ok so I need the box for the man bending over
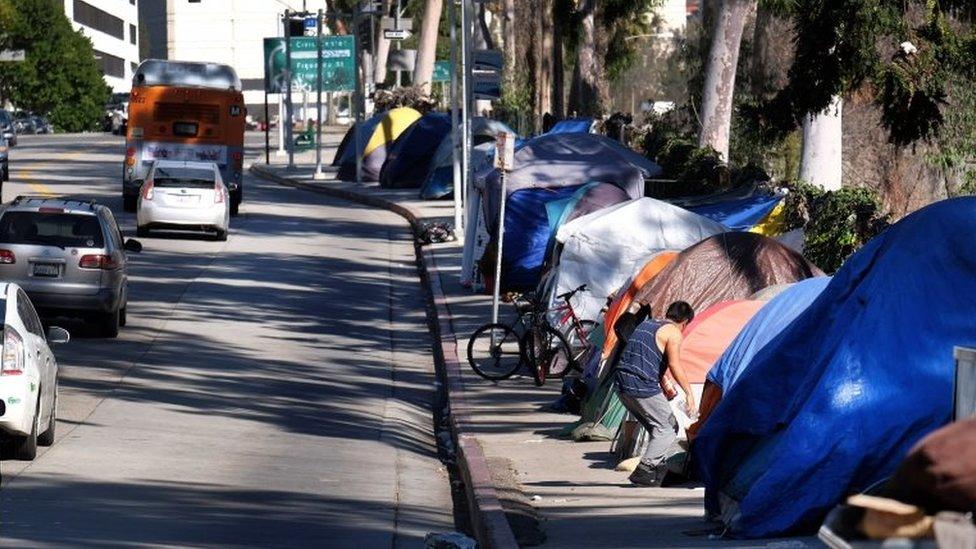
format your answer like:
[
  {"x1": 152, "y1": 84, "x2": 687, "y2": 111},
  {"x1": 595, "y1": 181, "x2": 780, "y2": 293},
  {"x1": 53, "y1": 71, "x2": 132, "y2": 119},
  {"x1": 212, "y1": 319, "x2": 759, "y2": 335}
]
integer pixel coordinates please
[{"x1": 614, "y1": 301, "x2": 696, "y2": 486}]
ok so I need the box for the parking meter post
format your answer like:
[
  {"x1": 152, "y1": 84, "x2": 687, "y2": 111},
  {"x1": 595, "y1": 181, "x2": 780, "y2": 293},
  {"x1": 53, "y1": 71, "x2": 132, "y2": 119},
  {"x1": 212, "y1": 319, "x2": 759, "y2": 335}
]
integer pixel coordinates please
[{"x1": 313, "y1": 8, "x2": 326, "y2": 180}]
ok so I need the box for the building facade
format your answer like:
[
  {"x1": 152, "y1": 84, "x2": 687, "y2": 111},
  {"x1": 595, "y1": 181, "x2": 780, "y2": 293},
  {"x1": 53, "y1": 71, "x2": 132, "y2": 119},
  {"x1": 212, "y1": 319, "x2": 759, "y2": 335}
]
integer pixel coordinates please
[
  {"x1": 64, "y1": 0, "x2": 141, "y2": 93},
  {"x1": 140, "y1": 0, "x2": 327, "y2": 111}
]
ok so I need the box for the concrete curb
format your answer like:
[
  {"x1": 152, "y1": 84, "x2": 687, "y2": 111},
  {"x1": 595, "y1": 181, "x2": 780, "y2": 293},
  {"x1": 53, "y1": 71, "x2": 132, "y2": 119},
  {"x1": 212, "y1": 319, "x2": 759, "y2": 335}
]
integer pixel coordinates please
[{"x1": 250, "y1": 164, "x2": 519, "y2": 549}]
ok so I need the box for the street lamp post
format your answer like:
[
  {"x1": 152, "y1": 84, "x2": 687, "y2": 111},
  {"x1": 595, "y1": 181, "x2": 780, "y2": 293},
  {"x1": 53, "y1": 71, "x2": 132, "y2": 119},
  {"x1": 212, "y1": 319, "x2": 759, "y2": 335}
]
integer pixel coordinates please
[{"x1": 285, "y1": 9, "x2": 295, "y2": 170}]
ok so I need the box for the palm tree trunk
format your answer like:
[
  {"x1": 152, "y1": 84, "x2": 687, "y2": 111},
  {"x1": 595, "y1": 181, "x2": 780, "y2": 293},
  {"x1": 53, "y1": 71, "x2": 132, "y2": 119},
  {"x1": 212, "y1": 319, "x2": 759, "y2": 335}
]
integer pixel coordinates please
[
  {"x1": 698, "y1": 0, "x2": 756, "y2": 160},
  {"x1": 373, "y1": 0, "x2": 393, "y2": 86},
  {"x1": 413, "y1": 0, "x2": 444, "y2": 94}
]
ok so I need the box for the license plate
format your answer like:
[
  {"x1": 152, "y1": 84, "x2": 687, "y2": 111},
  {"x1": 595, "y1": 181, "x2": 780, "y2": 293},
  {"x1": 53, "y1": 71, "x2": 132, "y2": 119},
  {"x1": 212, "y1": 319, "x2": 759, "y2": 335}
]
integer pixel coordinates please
[
  {"x1": 175, "y1": 194, "x2": 200, "y2": 204},
  {"x1": 32, "y1": 263, "x2": 60, "y2": 277}
]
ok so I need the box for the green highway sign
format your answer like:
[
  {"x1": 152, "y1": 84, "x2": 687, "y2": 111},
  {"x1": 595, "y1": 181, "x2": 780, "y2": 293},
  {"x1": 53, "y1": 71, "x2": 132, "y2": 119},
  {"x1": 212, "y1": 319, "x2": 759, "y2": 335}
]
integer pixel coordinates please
[
  {"x1": 432, "y1": 60, "x2": 452, "y2": 83},
  {"x1": 263, "y1": 36, "x2": 356, "y2": 93}
]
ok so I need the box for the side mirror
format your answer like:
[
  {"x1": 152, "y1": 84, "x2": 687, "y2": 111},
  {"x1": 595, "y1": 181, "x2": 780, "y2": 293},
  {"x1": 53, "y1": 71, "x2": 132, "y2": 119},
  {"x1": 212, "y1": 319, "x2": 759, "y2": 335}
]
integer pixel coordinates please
[
  {"x1": 46, "y1": 326, "x2": 70, "y2": 345},
  {"x1": 123, "y1": 239, "x2": 143, "y2": 253}
]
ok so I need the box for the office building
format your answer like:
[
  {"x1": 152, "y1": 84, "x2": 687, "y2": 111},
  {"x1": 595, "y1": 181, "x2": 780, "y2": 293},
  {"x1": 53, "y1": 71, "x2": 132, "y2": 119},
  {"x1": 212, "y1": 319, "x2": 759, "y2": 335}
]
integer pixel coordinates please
[{"x1": 65, "y1": 0, "x2": 141, "y2": 93}]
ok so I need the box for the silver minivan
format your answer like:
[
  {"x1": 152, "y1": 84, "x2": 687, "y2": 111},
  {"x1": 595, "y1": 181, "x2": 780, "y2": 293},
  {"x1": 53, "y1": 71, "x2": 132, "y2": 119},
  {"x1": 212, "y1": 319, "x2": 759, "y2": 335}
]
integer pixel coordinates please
[{"x1": 0, "y1": 197, "x2": 142, "y2": 337}]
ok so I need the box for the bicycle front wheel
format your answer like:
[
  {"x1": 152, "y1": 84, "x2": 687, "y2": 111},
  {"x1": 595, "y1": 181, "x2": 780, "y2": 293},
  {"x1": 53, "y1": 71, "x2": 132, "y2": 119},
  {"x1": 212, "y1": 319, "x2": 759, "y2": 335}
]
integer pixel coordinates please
[
  {"x1": 467, "y1": 323, "x2": 523, "y2": 381},
  {"x1": 525, "y1": 325, "x2": 574, "y2": 382}
]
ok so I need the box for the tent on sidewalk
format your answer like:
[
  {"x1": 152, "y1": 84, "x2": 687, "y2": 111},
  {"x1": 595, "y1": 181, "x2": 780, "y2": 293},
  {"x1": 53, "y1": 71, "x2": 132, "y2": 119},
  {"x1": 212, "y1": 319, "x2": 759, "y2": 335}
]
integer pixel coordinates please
[
  {"x1": 379, "y1": 112, "x2": 452, "y2": 189},
  {"x1": 466, "y1": 133, "x2": 660, "y2": 291},
  {"x1": 695, "y1": 197, "x2": 976, "y2": 538},
  {"x1": 632, "y1": 232, "x2": 823, "y2": 318},
  {"x1": 546, "y1": 118, "x2": 596, "y2": 135},
  {"x1": 419, "y1": 117, "x2": 518, "y2": 199},
  {"x1": 335, "y1": 107, "x2": 422, "y2": 181},
  {"x1": 547, "y1": 198, "x2": 726, "y2": 322}
]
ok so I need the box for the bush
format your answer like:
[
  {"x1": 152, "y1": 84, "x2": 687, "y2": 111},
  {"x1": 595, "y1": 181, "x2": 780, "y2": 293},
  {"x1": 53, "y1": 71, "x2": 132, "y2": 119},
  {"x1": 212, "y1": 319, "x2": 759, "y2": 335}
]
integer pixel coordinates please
[{"x1": 781, "y1": 182, "x2": 890, "y2": 273}]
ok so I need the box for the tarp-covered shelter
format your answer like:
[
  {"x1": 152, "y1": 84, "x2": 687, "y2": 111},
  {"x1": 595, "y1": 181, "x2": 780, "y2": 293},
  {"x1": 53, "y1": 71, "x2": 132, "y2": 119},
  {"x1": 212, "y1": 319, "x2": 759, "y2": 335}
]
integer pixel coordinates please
[
  {"x1": 687, "y1": 193, "x2": 785, "y2": 234},
  {"x1": 419, "y1": 117, "x2": 517, "y2": 199},
  {"x1": 466, "y1": 133, "x2": 661, "y2": 290},
  {"x1": 695, "y1": 197, "x2": 976, "y2": 538},
  {"x1": 548, "y1": 198, "x2": 726, "y2": 321},
  {"x1": 632, "y1": 232, "x2": 823, "y2": 318},
  {"x1": 379, "y1": 112, "x2": 451, "y2": 188},
  {"x1": 336, "y1": 107, "x2": 421, "y2": 181},
  {"x1": 546, "y1": 118, "x2": 595, "y2": 135}
]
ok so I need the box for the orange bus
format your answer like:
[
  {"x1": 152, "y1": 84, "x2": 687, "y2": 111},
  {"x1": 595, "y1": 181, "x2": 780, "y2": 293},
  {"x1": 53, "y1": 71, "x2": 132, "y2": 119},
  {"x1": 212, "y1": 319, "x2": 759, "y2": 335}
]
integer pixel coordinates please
[{"x1": 123, "y1": 60, "x2": 246, "y2": 214}]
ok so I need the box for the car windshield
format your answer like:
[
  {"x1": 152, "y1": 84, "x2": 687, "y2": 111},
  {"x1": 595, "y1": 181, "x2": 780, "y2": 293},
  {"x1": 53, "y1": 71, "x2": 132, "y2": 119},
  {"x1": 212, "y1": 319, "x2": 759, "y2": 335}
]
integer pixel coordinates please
[
  {"x1": 153, "y1": 166, "x2": 215, "y2": 189},
  {"x1": 0, "y1": 212, "x2": 105, "y2": 249}
]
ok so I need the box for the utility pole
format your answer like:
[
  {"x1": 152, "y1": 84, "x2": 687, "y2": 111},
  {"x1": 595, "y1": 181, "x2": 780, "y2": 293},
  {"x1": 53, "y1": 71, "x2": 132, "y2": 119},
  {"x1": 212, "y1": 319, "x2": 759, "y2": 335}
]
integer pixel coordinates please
[{"x1": 448, "y1": 0, "x2": 461, "y2": 239}]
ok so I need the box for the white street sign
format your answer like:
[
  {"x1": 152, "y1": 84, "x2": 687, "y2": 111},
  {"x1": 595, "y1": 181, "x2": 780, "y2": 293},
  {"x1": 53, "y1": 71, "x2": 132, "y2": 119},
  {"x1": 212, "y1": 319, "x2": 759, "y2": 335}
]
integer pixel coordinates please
[
  {"x1": 383, "y1": 29, "x2": 411, "y2": 41},
  {"x1": 0, "y1": 50, "x2": 26, "y2": 62},
  {"x1": 494, "y1": 132, "x2": 515, "y2": 171},
  {"x1": 381, "y1": 17, "x2": 413, "y2": 31}
]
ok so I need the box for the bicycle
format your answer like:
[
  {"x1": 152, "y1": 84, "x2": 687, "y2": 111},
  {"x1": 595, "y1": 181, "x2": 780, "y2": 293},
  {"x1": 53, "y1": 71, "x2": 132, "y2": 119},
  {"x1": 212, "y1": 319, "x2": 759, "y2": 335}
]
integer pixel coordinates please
[
  {"x1": 523, "y1": 284, "x2": 597, "y2": 386},
  {"x1": 467, "y1": 285, "x2": 597, "y2": 386}
]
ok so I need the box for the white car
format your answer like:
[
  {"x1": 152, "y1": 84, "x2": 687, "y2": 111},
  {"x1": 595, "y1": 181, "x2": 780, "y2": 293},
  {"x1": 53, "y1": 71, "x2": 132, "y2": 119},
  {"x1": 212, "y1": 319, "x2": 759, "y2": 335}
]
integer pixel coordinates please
[
  {"x1": 136, "y1": 160, "x2": 230, "y2": 241},
  {"x1": 0, "y1": 283, "x2": 69, "y2": 460}
]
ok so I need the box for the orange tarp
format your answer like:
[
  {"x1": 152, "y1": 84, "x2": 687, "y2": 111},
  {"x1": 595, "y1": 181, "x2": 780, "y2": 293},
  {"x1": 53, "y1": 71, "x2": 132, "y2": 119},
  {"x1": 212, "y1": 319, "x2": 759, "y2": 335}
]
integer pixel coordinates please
[
  {"x1": 601, "y1": 251, "x2": 679, "y2": 359},
  {"x1": 680, "y1": 300, "x2": 766, "y2": 384}
]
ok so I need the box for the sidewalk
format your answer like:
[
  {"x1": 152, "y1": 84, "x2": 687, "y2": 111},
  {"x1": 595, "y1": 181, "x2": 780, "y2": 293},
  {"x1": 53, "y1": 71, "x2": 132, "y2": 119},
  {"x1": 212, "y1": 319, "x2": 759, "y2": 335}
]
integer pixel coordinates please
[{"x1": 249, "y1": 142, "x2": 816, "y2": 548}]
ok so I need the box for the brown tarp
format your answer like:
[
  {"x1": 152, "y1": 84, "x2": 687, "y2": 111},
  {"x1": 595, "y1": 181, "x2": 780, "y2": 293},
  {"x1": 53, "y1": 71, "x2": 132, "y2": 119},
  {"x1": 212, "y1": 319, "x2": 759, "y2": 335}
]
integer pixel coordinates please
[{"x1": 633, "y1": 232, "x2": 823, "y2": 317}]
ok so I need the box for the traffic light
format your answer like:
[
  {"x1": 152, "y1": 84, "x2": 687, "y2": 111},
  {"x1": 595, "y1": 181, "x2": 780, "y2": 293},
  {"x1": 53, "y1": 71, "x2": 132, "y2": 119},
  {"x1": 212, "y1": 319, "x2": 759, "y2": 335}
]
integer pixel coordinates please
[{"x1": 287, "y1": 18, "x2": 304, "y2": 38}]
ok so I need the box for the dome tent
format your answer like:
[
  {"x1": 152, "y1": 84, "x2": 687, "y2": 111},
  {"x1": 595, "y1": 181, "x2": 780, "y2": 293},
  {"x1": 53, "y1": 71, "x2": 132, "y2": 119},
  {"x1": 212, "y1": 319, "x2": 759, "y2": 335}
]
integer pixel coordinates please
[
  {"x1": 695, "y1": 198, "x2": 976, "y2": 538},
  {"x1": 419, "y1": 117, "x2": 518, "y2": 199},
  {"x1": 379, "y1": 112, "x2": 452, "y2": 189},
  {"x1": 335, "y1": 107, "x2": 421, "y2": 181}
]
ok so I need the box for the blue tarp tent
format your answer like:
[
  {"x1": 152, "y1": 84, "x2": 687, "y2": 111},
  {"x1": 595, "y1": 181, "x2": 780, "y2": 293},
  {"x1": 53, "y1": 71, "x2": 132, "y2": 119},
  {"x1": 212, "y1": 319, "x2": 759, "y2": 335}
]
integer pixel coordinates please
[
  {"x1": 707, "y1": 276, "x2": 832, "y2": 392},
  {"x1": 546, "y1": 118, "x2": 594, "y2": 135},
  {"x1": 687, "y1": 193, "x2": 784, "y2": 232},
  {"x1": 502, "y1": 185, "x2": 587, "y2": 291},
  {"x1": 332, "y1": 112, "x2": 383, "y2": 166},
  {"x1": 379, "y1": 112, "x2": 452, "y2": 189},
  {"x1": 695, "y1": 197, "x2": 976, "y2": 538}
]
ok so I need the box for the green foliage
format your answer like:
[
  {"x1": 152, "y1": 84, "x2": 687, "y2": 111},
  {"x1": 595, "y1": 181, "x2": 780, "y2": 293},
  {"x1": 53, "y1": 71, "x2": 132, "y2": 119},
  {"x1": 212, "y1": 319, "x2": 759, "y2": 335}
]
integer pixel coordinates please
[
  {"x1": 0, "y1": 0, "x2": 108, "y2": 132},
  {"x1": 781, "y1": 181, "x2": 890, "y2": 272},
  {"x1": 751, "y1": 0, "x2": 976, "y2": 146},
  {"x1": 924, "y1": 76, "x2": 976, "y2": 193},
  {"x1": 494, "y1": 68, "x2": 533, "y2": 135}
]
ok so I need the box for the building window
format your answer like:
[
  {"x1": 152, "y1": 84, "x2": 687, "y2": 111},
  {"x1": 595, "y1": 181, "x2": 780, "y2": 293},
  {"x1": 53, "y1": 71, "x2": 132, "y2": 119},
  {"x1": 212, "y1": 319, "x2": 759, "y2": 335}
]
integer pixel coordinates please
[
  {"x1": 94, "y1": 49, "x2": 125, "y2": 78},
  {"x1": 73, "y1": 0, "x2": 124, "y2": 40},
  {"x1": 130, "y1": 24, "x2": 137, "y2": 45},
  {"x1": 131, "y1": 61, "x2": 138, "y2": 74}
]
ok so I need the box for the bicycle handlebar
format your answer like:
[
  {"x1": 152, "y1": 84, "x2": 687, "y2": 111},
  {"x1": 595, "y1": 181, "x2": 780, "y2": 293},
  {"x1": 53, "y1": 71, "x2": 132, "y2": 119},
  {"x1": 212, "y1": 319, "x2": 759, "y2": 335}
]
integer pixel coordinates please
[{"x1": 556, "y1": 284, "x2": 588, "y2": 301}]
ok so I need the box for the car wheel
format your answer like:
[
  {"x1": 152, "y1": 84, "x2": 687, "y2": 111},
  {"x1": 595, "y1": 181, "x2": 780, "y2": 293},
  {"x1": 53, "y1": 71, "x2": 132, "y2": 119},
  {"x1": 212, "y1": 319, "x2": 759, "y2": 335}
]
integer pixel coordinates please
[
  {"x1": 38, "y1": 385, "x2": 56, "y2": 447},
  {"x1": 136, "y1": 225, "x2": 149, "y2": 238},
  {"x1": 100, "y1": 309, "x2": 121, "y2": 338},
  {"x1": 13, "y1": 400, "x2": 39, "y2": 460},
  {"x1": 123, "y1": 194, "x2": 137, "y2": 212},
  {"x1": 214, "y1": 228, "x2": 228, "y2": 242}
]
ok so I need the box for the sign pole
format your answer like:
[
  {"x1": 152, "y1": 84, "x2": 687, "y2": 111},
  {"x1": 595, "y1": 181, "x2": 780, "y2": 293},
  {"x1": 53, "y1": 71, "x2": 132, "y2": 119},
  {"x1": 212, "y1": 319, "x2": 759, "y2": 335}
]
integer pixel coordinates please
[
  {"x1": 491, "y1": 132, "x2": 515, "y2": 325},
  {"x1": 460, "y1": 0, "x2": 471, "y2": 218},
  {"x1": 448, "y1": 0, "x2": 462, "y2": 241},
  {"x1": 285, "y1": 10, "x2": 295, "y2": 170},
  {"x1": 264, "y1": 89, "x2": 270, "y2": 164},
  {"x1": 354, "y1": 9, "x2": 364, "y2": 185},
  {"x1": 313, "y1": 8, "x2": 326, "y2": 180}
]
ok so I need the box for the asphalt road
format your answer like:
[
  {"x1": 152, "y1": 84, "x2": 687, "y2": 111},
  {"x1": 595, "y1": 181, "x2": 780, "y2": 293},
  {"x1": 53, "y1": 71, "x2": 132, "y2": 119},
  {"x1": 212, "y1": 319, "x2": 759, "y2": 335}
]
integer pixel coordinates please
[{"x1": 0, "y1": 133, "x2": 453, "y2": 547}]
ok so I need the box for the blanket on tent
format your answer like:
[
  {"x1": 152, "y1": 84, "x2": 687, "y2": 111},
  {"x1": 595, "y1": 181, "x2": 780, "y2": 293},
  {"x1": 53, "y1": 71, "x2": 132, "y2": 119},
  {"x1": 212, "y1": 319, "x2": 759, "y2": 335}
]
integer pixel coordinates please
[{"x1": 695, "y1": 197, "x2": 976, "y2": 538}]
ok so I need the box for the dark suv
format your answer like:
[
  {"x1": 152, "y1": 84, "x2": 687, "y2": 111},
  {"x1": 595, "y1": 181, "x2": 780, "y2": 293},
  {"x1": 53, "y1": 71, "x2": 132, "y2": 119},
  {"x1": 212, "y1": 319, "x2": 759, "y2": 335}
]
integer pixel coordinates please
[
  {"x1": 0, "y1": 110, "x2": 16, "y2": 147},
  {"x1": 0, "y1": 197, "x2": 142, "y2": 336}
]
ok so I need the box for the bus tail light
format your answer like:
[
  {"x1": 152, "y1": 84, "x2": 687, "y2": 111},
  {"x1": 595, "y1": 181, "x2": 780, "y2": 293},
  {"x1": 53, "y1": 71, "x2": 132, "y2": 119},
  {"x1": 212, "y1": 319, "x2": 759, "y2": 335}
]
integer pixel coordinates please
[{"x1": 125, "y1": 147, "x2": 136, "y2": 166}]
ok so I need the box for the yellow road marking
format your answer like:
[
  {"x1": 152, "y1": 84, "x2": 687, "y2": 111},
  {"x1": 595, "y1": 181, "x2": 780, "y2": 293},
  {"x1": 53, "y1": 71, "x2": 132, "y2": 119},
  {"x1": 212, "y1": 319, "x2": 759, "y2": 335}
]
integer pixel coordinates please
[{"x1": 17, "y1": 149, "x2": 88, "y2": 198}]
